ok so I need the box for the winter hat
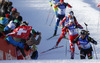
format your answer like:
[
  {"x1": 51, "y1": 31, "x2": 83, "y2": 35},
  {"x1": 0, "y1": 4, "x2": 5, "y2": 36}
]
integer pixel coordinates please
[
  {"x1": 80, "y1": 30, "x2": 86, "y2": 35},
  {"x1": 69, "y1": 18, "x2": 74, "y2": 23},
  {"x1": 0, "y1": 17, "x2": 8, "y2": 25},
  {"x1": 69, "y1": 11, "x2": 74, "y2": 15},
  {"x1": 17, "y1": 16, "x2": 23, "y2": 21},
  {"x1": 5, "y1": 14, "x2": 10, "y2": 18},
  {"x1": 68, "y1": 11, "x2": 74, "y2": 18},
  {"x1": 11, "y1": 8, "x2": 17, "y2": 12}
]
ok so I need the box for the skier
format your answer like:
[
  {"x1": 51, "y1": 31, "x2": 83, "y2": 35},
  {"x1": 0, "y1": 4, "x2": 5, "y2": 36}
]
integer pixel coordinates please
[
  {"x1": 60, "y1": 11, "x2": 82, "y2": 28},
  {"x1": 55, "y1": 18, "x2": 83, "y2": 59},
  {"x1": 97, "y1": 3, "x2": 100, "y2": 7},
  {"x1": 53, "y1": 0, "x2": 72, "y2": 36},
  {"x1": 73, "y1": 30, "x2": 97, "y2": 59},
  {"x1": 49, "y1": 0, "x2": 59, "y2": 15}
]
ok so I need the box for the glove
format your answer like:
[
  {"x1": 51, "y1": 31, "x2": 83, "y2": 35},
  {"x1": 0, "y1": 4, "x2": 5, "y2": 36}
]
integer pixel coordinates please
[
  {"x1": 71, "y1": 6, "x2": 72, "y2": 8},
  {"x1": 94, "y1": 41, "x2": 97, "y2": 45},
  {"x1": 86, "y1": 31, "x2": 90, "y2": 35},
  {"x1": 75, "y1": 25, "x2": 78, "y2": 28},
  {"x1": 50, "y1": 4, "x2": 52, "y2": 7},
  {"x1": 49, "y1": 2, "x2": 52, "y2": 7}
]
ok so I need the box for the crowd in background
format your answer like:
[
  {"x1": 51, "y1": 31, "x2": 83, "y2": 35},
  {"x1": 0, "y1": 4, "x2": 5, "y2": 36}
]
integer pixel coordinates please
[{"x1": 0, "y1": 0, "x2": 41, "y2": 60}]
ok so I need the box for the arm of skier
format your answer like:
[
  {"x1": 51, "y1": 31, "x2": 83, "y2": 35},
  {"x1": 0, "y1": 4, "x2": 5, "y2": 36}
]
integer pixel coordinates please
[
  {"x1": 68, "y1": 4, "x2": 72, "y2": 8},
  {"x1": 60, "y1": 17, "x2": 67, "y2": 28},
  {"x1": 73, "y1": 16, "x2": 78, "y2": 25},
  {"x1": 65, "y1": 3, "x2": 72, "y2": 8},
  {"x1": 62, "y1": 25, "x2": 69, "y2": 32},
  {"x1": 75, "y1": 23, "x2": 83, "y2": 29},
  {"x1": 88, "y1": 36, "x2": 97, "y2": 45},
  {"x1": 73, "y1": 36, "x2": 79, "y2": 44},
  {"x1": 49, "y1": 0, "x2": 52, "y2": 6}
]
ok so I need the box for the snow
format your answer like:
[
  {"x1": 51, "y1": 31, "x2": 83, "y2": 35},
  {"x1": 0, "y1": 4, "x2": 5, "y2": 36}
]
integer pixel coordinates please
[{"x1": 1, "y1": 0, "x2": 100, "y2": 63}]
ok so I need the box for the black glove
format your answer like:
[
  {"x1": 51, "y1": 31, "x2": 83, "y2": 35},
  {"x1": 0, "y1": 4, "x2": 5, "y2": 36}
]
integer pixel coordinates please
[
  {"x1": 94, "y1": 41, "x2": 97, "y2": 45},
  {"x1": 86, "y1": 31, "x2": 90, "y2": 35},
  {"x1": 50, "y1": 4, "x2": 52, "y2": 7},
  {"x1": 36, "y1": 31, "x2": 40, "y2": 35},
  {"x1": 75, "y1": 25, "x2": 78, "y2": 28}
]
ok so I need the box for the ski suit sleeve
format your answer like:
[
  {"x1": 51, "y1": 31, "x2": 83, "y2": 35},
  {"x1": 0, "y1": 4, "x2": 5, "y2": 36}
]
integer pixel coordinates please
[
  {"x1": 54, "y1": 3, "x2": 59, "y2": 8},
  {"x1": 54, "y1": 5, "x2": 58, "y2": 8},
  {"x1": 87, "y1": 36, "x2": 97, "y2": 45},
  {"x1": 77, "y1": 24, "x2": 83, "y2": 29},
  {"x1": 64, "y1": 3, "x2": 72, "y2": 8},
  {"x1": 73, "y1": 36, "x2": 79, "y2": 44},
  {"x1": 49, "y1": 0, "x2": 52, "y2": 6},
  {"x1": 68, "y1": 4, "x2": 72, "y2": 8},
  {"x1": 73, "y1": 16, "x2": 78, "y2": 25},
  {"x1": 6, "y1": 36, "x2": 25, "y2": 48},
  {"x1": 73, "y1": 16, "x2": 83, "y2": 29},
  {"x1": 62, "y1": 25, "x2": 69, "y2": 32}
]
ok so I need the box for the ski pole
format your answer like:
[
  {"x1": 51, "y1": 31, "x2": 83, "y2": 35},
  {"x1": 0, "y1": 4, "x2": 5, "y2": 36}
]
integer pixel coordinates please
[
  {"x1": 45, "y1": 7, "x2": 52, "y2": 24},
  {"x1": 97, "y1": 7, "x2": 100, "y2": 32},
  {"x1": 93, "y1": 44, "x2": 98, "y2": 59},
  {"x1": 49, "y1": 14, "x2": 55, "y2": 26},
  {"x1": 65, "y1": 34, "x2": 67, "y2": 57},
  {"x1": 84, "y1": 22, "x2": 88, "y2": 31}
]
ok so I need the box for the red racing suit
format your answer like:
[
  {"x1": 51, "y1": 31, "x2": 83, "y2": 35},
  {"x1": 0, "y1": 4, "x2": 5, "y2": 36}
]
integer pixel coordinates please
[{"x1": 56, "y1": 23, "x2": 83, "y2": 58}]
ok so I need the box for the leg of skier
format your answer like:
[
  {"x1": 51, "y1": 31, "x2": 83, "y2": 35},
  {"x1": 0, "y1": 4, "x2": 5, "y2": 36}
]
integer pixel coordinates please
[
  {"x1": 69, "y1": 34, "x2": 79, "y2": 59},
  {"x1": 69, "y1": 35, "x2": 75, "y2": 59},
  {"x1": 56, "y1": 31, "x2": 67, "y2": 46},
  {"x1": 80, "y1": 50, "x2": 86, "y2": 59},
  {"x1": 53, "y1": 16, "x2": 60, "y2": 36}
]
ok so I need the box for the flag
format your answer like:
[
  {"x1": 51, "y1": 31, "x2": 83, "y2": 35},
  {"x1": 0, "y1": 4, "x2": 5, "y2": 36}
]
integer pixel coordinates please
[
  {"x1": 97, "y1": 3, "x2": 100, "y2": 7},
  {"x1": 6, "y1": 26, "x2": 32, "y2": 39}
]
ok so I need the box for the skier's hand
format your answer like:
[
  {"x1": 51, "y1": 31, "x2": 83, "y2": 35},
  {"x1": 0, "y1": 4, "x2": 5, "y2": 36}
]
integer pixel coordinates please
[
  {"x1": 49, "y1": 2, "x2": 52, "y2": 7},
  {"x1": 75, "y1": 25, "x2": 78, "y2": 28},
  {"x1": 50, "y1": 4, "x2": 52, "y2": 7},
  {"x1": 94, "y1": 41, "x2": 97, "y2": 45},
  {"x1": 70, "y1": 6, "x2": 72, "y2": 8}
]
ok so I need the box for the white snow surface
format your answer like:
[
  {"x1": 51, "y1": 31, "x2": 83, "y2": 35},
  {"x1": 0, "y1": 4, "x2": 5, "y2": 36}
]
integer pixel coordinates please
[{"x1": 1, "y1": 0, "x2": 100, "y2": 63}]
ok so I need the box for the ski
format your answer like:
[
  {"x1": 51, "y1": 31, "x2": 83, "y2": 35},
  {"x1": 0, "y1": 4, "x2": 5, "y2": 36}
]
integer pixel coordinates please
[
  {"x1": 47, "y1": 34, "x2": 60, "y2": 40},
  {"x1": 40, "y1": 45, "x2": 64, "y2": 54}
]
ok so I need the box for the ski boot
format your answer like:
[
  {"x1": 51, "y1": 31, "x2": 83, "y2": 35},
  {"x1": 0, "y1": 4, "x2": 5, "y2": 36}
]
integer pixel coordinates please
[{"x1": 53, "y1": 30, "x2": 57, "y2": 36}]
